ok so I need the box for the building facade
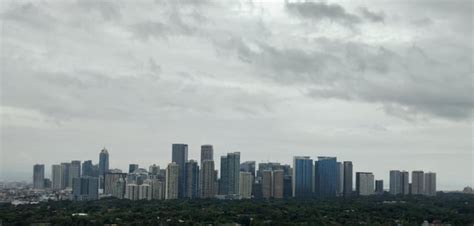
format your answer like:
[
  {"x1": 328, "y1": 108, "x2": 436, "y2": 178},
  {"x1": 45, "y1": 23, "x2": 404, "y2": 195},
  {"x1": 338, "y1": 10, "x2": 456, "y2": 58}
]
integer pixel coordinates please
[
  {"x1": 200, "y1": 160, "x2": 216, "y2": 198},
  {"x1": 316, "y1": 157, "x2": 337, "y2": 197},
  {"x1": 165, "y1": 162, "x2": 179, "y2": 199},
  {"x1": 200, "y1": 145, "x2": 213, "y2": 163},
  {"x1": 293, "y1": 156, "x2": 313, "y2": 198},
  {"x1": 185, "y1": 160, "x2": 199, "y2": 198},
  {"x1": 356, "y1": 172, "x2": 374, "y2": 196},
  {"x1": 172, "y1": 143, "x2": 188, "y2": 198},
  {"x1": 411, "y1": 171, "x2": 424, "y2": 195},
  {"x1": 33, "y1": 164, "x2": 45, "y2": 189},
  {"x1": 424, "y1": 172, "x2": 436, "y2": 196},
  {"x1": 239, "y1": 172, "x2": 253, "y2": 199},
  {"x1": 343, "y1": 161, "x2": 353, "y2": 197}
]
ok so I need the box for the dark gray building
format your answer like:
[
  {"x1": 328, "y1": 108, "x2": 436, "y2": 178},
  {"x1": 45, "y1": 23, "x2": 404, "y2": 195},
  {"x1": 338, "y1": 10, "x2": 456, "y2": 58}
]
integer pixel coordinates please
[
  {"x1": 172, "y1": 143, "x2": 188, "y2": 198},
  {"x1": 33, "y1": 164, "x2": 45, "y2": 189},
  {"x1": 72, "y1": 177, "x2": 99, "y2": 201},
  {"x1": 185, "y1": 160, "x2": 199, "y2": 198},
  {"x1": 375, "y1": 180, "x2": 384, "y2": 194},
  {"x1": 343, "y1": 161, "x2": 353, "y2": 197},
  {"x1": 219, "y1": 152, "x2": 240, "y2": 195},
  {"x1": 200, "y1": 145, "x2": 213, "y2": 163},
  {"x1": 129, "y1": 164, "x2": 139, "y2": 173},
  {"x1": 240, "y1": 161, "x2": 256, "y2": 178}
]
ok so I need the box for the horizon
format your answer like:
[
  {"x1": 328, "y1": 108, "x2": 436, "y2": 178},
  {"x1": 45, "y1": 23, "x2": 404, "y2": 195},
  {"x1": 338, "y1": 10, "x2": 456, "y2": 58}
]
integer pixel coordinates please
[{"x1": 1, "y1": 0, "x2": 473, "y2": 192}]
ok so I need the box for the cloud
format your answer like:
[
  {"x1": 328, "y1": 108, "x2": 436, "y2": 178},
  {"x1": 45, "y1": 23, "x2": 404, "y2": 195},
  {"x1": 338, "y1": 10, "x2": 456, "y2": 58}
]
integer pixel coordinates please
[
  {"x1": 359, "y1": 7, "x2": 384, "y2": 23},
  {"x1": 285, "y1": 1, "x2": 361, "y2": 26}
]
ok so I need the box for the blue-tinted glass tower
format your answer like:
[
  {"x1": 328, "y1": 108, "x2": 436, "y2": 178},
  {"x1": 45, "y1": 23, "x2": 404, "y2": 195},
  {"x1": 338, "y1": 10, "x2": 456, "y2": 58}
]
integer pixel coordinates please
[{"x1": 292, "y1": 156, "x2": 313, "y2": 198}]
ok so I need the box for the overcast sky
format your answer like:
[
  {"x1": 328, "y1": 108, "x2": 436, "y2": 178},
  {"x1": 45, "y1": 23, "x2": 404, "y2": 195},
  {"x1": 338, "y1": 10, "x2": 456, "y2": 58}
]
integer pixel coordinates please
[{"x1": 1, "y1": 0, "x2": 472, "y2": 190}]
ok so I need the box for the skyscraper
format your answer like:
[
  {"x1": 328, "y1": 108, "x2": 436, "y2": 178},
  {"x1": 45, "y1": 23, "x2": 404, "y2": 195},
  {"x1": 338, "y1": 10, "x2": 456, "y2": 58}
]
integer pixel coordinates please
[
  {"x1": 401, "y1": 171, "x2": 409, "y2": 195},
  {"x1": 69, "y1": 160, "x2": 81, "y2": 188},
  {"x1": 293, "y1": 156, "x2": 313, "y2": 198},
  {"x1": 316, "y1": 157, "x2": 337, "y2": 197},
  {"x1": 343, "y1": 161, "x2": 353, "y2": 197},
  {"x1": 99, "y1": 148, "x2": 109, "y2": 189},
  {"x1": 390, "y1": 170, "x2": 402, "y2": 195},
  {"x1": 200, "y1": 160, "x2": 216, "y2": 198},
  {"x1": 240, "y1": 161, "x2": 256, "y2": 178},
  {"x1": 129, "y1": 164, "x2": 139, "y2": 173},
  {"x1": 355, "y1": 172, "x2": 375, "y2": 196},
  {"x1": 424, "y1": 172, "x2": 436, "y2": 196},
  {"x1": 375, "y1": 180, "x2": 384, "y2": 194},
  {"x1": 411, "y1": 171, "x2": 425, "y2": 195},
  {"x1": 172, "y1": 143, "x2": 188, "y2": 198},
  {"x1": 165, "y1": 162, "x2": 179, "y2": 199},
  {"x1": 33, "y1": 164, "x2": 45, "y2": 189},
  {"x1": 52, "y1": 164, "x2": 62, "y2": 190},
  {"x1": 60, "y1": 162, "x2": 71, "y2": 189},
  {"x1": 151, "y1": 179, "x2": 165, "y2": 200},
  {"x1": 336, "y1": 162, "x2": 344, "y2": 196},
  {"x1": 71, "y1": 177, "x2": 99, "y2": 201},
  {"x1": 104, "y1": 171, "x2": 127, "y2": 196},
  {"x1": 261, "y1": 170, "x2": 273, "y2": 198},
  {"x1": 125, "y1": 184, "x2": 139, "y2": 200},
  {"x1": 99, "y1": 148, "x2": 109, "y2": 176},
  {"x1": 185, "y1": 160, "x2": 199, "y2": 198},
  {"x1": 149, "y1": 164, "x2": 160, "y2": 175},
  {"x1": 273, "y1": 169, "x2": 284, "y2": 199},
  {"x1": 82, "y1": 160, "x2": 94, "y2": 177},
  {"x1": 112, "y1": 178, "x2": 126, "y2": 199},
  {"x1": 200, "y1": 144, "x2": 213, "y2": 163},
  {"x1": 219, "y1": 152, "x2": 241, "y2": 195},
  {"x1": 138, "y1": 183, "x2": 152, "y2": 200},
  {"x1": 239, "y1": 172, "x2": 253, "y2": 199}
]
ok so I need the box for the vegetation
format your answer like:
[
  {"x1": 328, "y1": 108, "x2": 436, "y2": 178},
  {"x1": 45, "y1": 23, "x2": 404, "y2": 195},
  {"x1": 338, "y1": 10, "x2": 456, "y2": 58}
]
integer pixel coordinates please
[{"x1": 0, "y1": 193, "x2": 473, "y2": 225}]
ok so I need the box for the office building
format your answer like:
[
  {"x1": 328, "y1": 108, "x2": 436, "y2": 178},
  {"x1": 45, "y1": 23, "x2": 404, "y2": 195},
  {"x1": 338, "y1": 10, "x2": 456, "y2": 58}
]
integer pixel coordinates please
[
  {"x1": 125, "y1": 184, "x2": 139, "y2": 200},
  {"x1": 33, "y1": 164, "x2": 45, "y2": 189},
  {"x1": 185, "y1": 160, "x2": 199, "y2": 198},
  {"x1": 375, "y1": 180, "x2": 384, "y2": 194},
  {"x1": 200, "y1": 160, "x2": 216, "y2": 198},
  {"x1": 52, "y1": 164, "x2": 62, "y2": 190},
  {"x1": 112, "y1": 178, "x2": 126, "y2": 199},
  {"x1": 240, "y1": 161, "x2": 256, "y2": 178},
  {"x1": 69, "y1": 160, "x2": 81, "y2": 188},
  {"x1": 82, "y1": 160, "x2": 97, "y2": 177},
  {"x1": 316, "y1": 157, "x2": 337, "y2": 197},
  {"x1": 411, "y1": 171, "x2": 424, "y2": 195},
  {"x1": 220, "y1": 152, "x2": 241, "y2": 195},
  {"x1": 71, "y1": 177, "x2": 99, "y2": 201},
  {"x1": 149, "y1": 164, "x2": 160, "y2": 175},
  {"x1": 293, "y1": 156, "x2": 313, "y2": 198},
  {"x1": 201, "y1": 145, "x2": 213, "y2": 163},
  {"x1": 424, "y1": 172, "x2": 436, "y2": 196},
  {"x1": 239, "y1": 172, "x2": 253, "y2": 199},
  {"x1": 172, "y1": 143, "x2": 188, "y2": 198},
  {"x1": 336, "y1": 162, "x2": 344, "y2": 196},
  {"x1": 343, "y1": 161, "x2": 353, "y2": 197},
  {"x1": 99, "y1": 148, "x2": 109, "y2": 189},
  {"x1": 283, "y1": 175, "x2": 292, "y2": 198},
  {"x1": 356, "y1": 172, "x2": 374, "y2": 196},
  {"x1": 273, "y1": 170, "x2": 284, "y2": 198},
  {"x1": 390, "y1": 170, "x2": 402, "y2": 195},
  {"x1": 60, "y1": 162, "x2": 71, "y2": 189},
  {"x1": 165, "y1": 162, "x2": 179, "y2": 199},
  {"x1": 262, "y1": 170, "x2": 273, "y2": 198},
  {"x1": 129, "y1": 164, "x2": 139, "y2": 173}
]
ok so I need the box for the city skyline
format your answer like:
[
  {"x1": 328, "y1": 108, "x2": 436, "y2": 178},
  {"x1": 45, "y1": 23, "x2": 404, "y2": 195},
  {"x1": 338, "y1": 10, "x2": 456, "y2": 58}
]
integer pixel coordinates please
[{"x1": 1, "y1": 0, "x2": 472, "y2": 191}]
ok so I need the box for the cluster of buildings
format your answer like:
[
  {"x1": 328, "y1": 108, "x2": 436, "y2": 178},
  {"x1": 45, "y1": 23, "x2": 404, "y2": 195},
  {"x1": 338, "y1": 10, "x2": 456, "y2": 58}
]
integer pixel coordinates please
[{"x1": 31, "y1": 144, "x2": 438, "y2": 201}]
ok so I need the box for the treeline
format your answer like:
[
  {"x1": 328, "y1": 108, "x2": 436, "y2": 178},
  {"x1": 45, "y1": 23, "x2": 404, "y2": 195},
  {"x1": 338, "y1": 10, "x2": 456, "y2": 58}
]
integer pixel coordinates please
[{"x1": 0, "y1": 193, "x2": 473, "y2": 225}]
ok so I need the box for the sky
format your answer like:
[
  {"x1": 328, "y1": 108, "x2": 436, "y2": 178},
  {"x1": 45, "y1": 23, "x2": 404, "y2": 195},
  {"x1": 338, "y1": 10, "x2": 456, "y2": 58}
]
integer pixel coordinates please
[{"x1": 0, "y1": 0, "x2": 472, "y2": 190}]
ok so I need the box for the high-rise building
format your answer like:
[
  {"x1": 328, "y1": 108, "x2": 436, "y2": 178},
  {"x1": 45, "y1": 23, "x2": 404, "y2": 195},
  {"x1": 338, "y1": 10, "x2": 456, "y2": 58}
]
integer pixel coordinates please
[
  {"x1": 125, "y1": 184, "x2": 139, "y2": 200},
  {"x1": 200, "y1": 160, "x2": 216, "y2": 198},
  {"x1": 185, "y1": 160, "x2": 199, "y2": 198},
  {"x1": 33, "y1": 164, "x2": 45, "y2": 189},
  {"x1": 129, "y1": 164, "x2": 139, "y2": 173},
  {"x1": 99, "y1": 148, "x2": 109, "y2": 189},
  {"x1": 356, "y1": 172, "x2": 374, "y2": 196},
  {"x1": 52, "y1": 164, "x2": 62, "y2": 190},
  {"x1": 316, "y1": 157, "x2": 337, "y2": 197},
  {"x1": 411, "y1": 171, "x2": 425, "y2": 195},
  {"x1": 401, "y1": 171, "x2": 409, "y2": 195},
  {"x1": 343, "y1": 161, "x2": 353, "y2": 197},
  {"x1": 336, "y1": 162, "x2": 344, "y2": 196},
  {"x1": 239, "y1": 172, "x2": 253, "y2": 199},
  {"x1": 257, "y1": 162, "x2": 282, "y2": 178},
  {"x1": 60, "y1": 162, "x2": 71, "y2": 189},
  {"x1": 82, "y1": 160, "x2": 95, "y2": 177},
  {"x1": 172, "y1": 143, "x2": 188, "y2": 198},
  {"x1": 273, "y1": 169, "x2": 284, "y2": 199},
  {"x1": 240, "y1": 161, "x2": 256, "y2": 178},
  {"x1": 220, "y1": 152, "x2": 240, "y2": 195},
  {"x1": 390, "y1": 170, "x2": 402, "y2": 195},
  {"x1": 424, "y1": 172, "x2": 436, "y2": 196},
  {"x1": 165, "y1": 162, "x2": 179, "y2": 199},
  {"x1": 151, "y1": 179, "x2": 165, "y2": 200},
  {"x1": 200, "y1": 145, "x2": 213, "y2": 163},
  {"x1": 104, "y1": 171, "x2": 127, "y2": 196},
  {"x1": 375, "y1": 180, "x2": 384, "y2": 194},
  {"x1": 283, "y1": 175, "x2": 293, "y2": 198},
  {"x1": 149, "y1": 164, "x2": 160, "y2": 175},
  {"x1": 71, "y1": 177, "x2": 99, "y2": 201},
  {"x1": 139, "y1": 183, "x2": 152, "y2": 200},
  {"x1": 261, "y1": 170, "x2": 273, "y2": 198},
  {"x1": 43, "y1": 178, "x2": 51, "y2": 189},
  {"x1": 112, "y1": 178, "x2": 126, "y2": 199},
  {"x1": 293, "y1": 156, "x2": 313, "y2": 198},
  {"x1": 69, "y1": 160, "x2": 81, "y2": 188}
]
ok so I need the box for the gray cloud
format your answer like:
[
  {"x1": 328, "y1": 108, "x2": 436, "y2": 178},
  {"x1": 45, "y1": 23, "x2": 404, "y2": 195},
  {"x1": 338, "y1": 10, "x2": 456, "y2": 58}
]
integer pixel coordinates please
[
  {"x1": 359, "y1": 7, "x2": 384, "y2": 23},
  {"x1": 285, "y1": 1, "x2": 361, "y2": 26}
]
